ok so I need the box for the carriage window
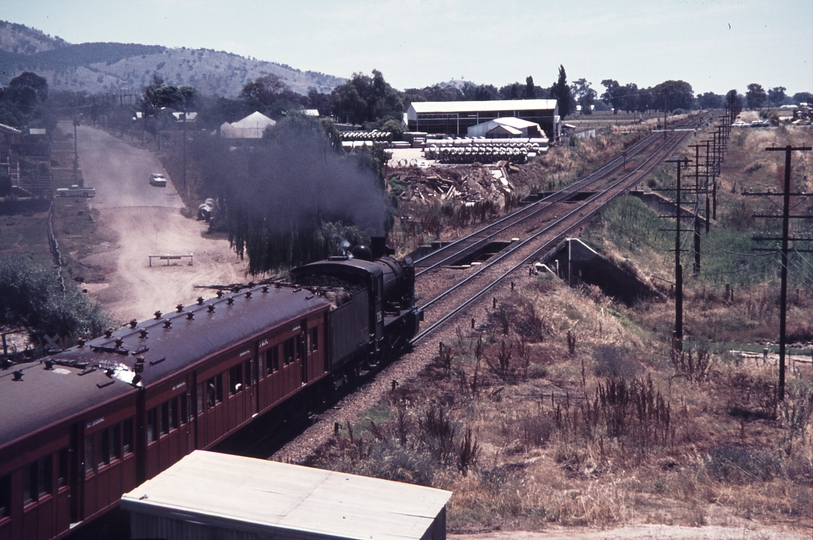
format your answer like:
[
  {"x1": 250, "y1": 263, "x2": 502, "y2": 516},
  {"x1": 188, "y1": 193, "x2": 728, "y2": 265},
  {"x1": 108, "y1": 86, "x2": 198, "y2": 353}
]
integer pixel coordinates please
[
  {"x1": 84, "y1": 434, "x2": 95, "y2": 476},
  {"x1": 229, "y1": 364, "x2": 243, "y2": 394},
  {"x1": 180, "y1": 393, "x2": 189, "y2": 425},
  {"x1": 123, "y1": 419, "x2": 134, "y2": 455},
  {"x1": 99, "y1": 429, "x2": 110, "y2": 466},
  {"x1": 197, "y1": 383, "x2": 204, "y2": 415},
  {"x1": 23, "y1": 463, "x2": 35, "y2": 504},
  {"x1": 147, "y1": 408, "x2": 157, "y2": 443},
  {"x1": 169, "y1": 398, "x2": 178, "y2": 430},
  {"x1": 245, "y1": 359, "x2": 253, "y2": 386},
  {"x1": 266, "y1": 346, "x2": 279, "y2": 373},
  {"x1": 207, "y1": 375, "x2": 223, "y2": 407},
  {"x1": 111, "y1": 425, "x2": 121, "y2": 461},
  {"x1": 283, "y1": 338, "x2": 295, "y2": 365},
  {"x1": 37, "y1": 456, "x2": 52, "y2": 497},
  {"x1": 161, "y1": 402, "x2": 170, "y2": 435},
  {"x1": 310, "y1": 327, "x2": 318, "y2": 352},
  {"x1": 0, "y1": 474, "x2": 10, "y2": 518},
  {"x1": 58, "y1": 449, "x2": 69, "y2": 487}
]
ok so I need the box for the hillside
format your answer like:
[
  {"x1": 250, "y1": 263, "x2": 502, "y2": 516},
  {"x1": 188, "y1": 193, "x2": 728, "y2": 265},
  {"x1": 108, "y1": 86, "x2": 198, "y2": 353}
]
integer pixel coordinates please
[{"x1": 0, "y1": 20, "x2": 344, "y2": 96}]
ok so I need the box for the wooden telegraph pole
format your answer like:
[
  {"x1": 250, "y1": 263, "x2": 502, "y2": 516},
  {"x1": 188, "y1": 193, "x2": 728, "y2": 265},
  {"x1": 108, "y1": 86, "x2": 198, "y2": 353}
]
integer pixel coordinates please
[
  {"x1": 664, "y1": 157, "x2": 691, "y2": 350},
  {"x1": 747, "y1": 145, "x2": 812, "y2": 400}
]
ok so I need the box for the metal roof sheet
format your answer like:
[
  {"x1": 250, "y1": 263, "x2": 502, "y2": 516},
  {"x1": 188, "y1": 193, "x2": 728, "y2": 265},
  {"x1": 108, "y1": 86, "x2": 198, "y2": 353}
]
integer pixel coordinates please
[
  {"x1": 409, "y1": 99, "x2": 557, "y2": 115},
  {"x1": 122, "y1": 450, "x2": 452, "y2": 540}
]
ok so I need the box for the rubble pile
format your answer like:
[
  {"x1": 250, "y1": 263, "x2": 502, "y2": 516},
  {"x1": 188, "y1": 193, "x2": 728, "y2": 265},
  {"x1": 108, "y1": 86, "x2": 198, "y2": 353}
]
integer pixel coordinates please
[{"x1": 388, "y1": 162, "x2": 520, "y2": 205}]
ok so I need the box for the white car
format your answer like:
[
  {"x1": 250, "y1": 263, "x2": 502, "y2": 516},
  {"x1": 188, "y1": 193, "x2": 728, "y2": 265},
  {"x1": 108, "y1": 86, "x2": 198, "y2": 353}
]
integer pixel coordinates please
[
  {"x1": 731, "y1": 121, "x2": 749, "y2": 127},
  {"x1": 56, "y1": 185, "x2": 95, "y2": 197},
  {"x1": 149, "y1": 173, "x2": 167, "y2": 187}
]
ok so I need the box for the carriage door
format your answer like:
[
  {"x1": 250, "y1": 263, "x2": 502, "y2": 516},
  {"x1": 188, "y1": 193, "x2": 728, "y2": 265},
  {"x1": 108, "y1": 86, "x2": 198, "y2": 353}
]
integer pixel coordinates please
[
  {"x1": 299, "y1": 321, "x2": 308, "y2": 384},
  {"x1": 69, "y1": 423, "x2": 82, "y2": 524}
]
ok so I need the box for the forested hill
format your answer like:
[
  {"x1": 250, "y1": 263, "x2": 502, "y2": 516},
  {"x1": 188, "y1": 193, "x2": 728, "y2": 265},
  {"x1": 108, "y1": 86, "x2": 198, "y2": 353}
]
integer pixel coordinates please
[{"x1": 0, "y1": 21, "x2": 344, "y2": 97}]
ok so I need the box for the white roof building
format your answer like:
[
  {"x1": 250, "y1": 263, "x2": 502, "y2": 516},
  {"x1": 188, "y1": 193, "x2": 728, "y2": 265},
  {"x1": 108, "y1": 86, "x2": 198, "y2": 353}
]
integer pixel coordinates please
[
  {"x1": 122, "y1": 450, "x2": 453, "y2": 540},
  {"x1": 406, "y1": 99, "x2": 559, "y2": 138},
  {"x1": 467, "y1": 117, "x2": 545, "y2": 139},
  {"x1": 220, "y1": 111, "x2": 276, "y2": 139}
]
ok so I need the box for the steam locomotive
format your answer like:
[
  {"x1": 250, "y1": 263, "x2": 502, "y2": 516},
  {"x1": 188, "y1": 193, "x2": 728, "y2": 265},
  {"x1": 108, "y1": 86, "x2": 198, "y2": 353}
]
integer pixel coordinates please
[{"x1": 0, "y1": 240, "x2": 419, "y2": 540}]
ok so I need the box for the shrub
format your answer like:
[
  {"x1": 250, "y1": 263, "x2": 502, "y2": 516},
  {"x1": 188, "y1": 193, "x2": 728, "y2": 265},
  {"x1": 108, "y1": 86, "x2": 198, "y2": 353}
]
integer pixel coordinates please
[
  {"x1": 593, "y1": 344, "x2": 639, "y2": 379},
  {"x1": 705, "y1": 445, "x2": 783, "y2": 484}
]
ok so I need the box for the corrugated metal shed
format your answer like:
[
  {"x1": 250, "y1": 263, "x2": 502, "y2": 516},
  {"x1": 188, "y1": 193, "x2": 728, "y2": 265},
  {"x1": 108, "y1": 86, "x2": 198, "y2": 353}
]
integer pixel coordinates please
[
  {"x1": 406, "y1": 99, "x2": 558, "y2": 137},
  {"x1": 408, "y1": 99, "x2": 557, "y2": 116},
  {"x1": 122, "y1": 450, "x2": 453, "y2": 540}
]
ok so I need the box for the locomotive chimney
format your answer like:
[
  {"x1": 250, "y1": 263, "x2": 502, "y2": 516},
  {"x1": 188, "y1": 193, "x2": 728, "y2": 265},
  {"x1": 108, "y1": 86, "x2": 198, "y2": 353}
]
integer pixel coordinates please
[
  {"x1": 370, "y1": 237, "x2": 394, "y2": 259},
  {"x1": 370, "y1": 237, "x2": 386, "y2": 259}
]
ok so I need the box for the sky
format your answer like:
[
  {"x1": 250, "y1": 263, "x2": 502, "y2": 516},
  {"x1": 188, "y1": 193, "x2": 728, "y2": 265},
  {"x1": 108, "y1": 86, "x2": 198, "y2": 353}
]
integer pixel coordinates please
[{"x1": 4, "y1": 0, "x2": 812, "y2": 96}]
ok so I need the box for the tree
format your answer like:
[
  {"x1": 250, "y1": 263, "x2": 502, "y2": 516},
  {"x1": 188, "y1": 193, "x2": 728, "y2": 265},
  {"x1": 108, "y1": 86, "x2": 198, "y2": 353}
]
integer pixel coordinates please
[
  {"x1": 137, "y1": 75, "x2": 199, "y2": 147},
  {"x1": 696, "y1": 92, "x2": 724, "y2": 110},
  {"x1": 0, "y1": 71, "x2": 55, "y2": 130},
  {"x1": 792, "y1": 92, "x2": 813, "y2": 105},
  {"x1": 552, "y1": 65, "x2": 573, "y2": 118},
  {"x1": 240, "y1": 75, "x2": 306, "y2": 119},
  {"x1": 767, "y1": 86, "x2": 786, "y2": 107},
  {"x1": 330, "y1": 70, "x2": 404, "y2": 124},
  {"x1": 652, "y1": 80, "x2": 694, "y2": 112},
  {"x1": 725, "y1": 89, "x2": 743, "y2": 118},
  {"x1": 600, "y1": 79, "x2": 622, "y2": 114},
  {"x1": 525, "y1": 76, "x2": 536, "y2": 99},
  {"x1": 571, "y1": 78, "x2": 596, "y2": 115},
  {"x1": 745, "y1": 83, "x2": 767, "y2": 109},
  {"x1": 461, "y1": 82, "x2": 499, "y2": 101},
  {"x1": 9, "y1": 72, "x2": 49, "y2": 113},
  {"x1": 498, "y1": 82, "x2": 522, "y2": 100},
  {"x1": 0, "y1": 257, "x2": 110, "y2": 350}
]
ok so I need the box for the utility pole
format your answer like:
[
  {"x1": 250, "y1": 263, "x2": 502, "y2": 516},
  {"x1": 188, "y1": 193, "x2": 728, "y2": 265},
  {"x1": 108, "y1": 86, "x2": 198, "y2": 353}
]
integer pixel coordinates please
[
  {"x1": 182, "y1": 108, "x2": 187, "y2": 195},
  {"x1": 73, "y1": 112, "x2": 80, "y2": 184},
  {"x1": 664, "y1": 157, "x2": 691, "y2": 351},
  {"x1": 688, "y1": 143, "x2": 707, "y2": 273},
  {"x1": 747, "y1": 145, "x2": 812, "y2": 400}
]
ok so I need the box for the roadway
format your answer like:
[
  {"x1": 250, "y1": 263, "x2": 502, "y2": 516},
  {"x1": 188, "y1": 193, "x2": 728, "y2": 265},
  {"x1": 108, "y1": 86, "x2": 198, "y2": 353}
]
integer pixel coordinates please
[{"x1": 67, "y1": 122, "x2": 247, "y2": 323}]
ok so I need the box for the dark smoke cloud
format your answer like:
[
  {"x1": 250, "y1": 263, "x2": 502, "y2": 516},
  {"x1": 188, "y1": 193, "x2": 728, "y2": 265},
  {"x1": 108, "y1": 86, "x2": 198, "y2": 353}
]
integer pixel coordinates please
[{"x1": 221, "y1": 119, "x2": 388, "y2": 237}]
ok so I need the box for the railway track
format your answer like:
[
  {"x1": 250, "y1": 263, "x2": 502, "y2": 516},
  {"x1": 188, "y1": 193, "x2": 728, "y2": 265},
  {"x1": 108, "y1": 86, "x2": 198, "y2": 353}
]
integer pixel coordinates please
[
  {"x1": 268, "y1": 115, "x2": 707, "y2": 464},
  {"x1": 413, "y1": 119, "x2": 703, "y2": 344},
  {"x1": 412, "y1": 118, "x2": 700, "y2": 276}
]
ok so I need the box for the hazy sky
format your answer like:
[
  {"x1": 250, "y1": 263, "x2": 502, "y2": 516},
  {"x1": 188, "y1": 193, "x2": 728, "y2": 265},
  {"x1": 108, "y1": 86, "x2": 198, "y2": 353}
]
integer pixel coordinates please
[{"x1": 4, "y1": 0, "x2": 812, "y2": 95}]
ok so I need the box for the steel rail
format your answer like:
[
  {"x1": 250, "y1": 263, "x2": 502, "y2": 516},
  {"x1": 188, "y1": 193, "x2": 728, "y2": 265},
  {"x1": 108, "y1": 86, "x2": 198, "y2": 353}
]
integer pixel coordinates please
[
  {"x1": 412, "y1": 131, "x2": 660, "y2": 273},
  {"x1": 413, "y1": 118, "x2": 698, "y2": 276},
  {"x1": 411, "y1": 127, "x2": 695, "y2": 344}
]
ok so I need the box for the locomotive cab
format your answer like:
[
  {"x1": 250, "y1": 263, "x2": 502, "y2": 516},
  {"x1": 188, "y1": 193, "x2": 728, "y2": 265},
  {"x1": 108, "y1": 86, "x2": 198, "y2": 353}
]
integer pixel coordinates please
[{"x1": 291, "y1": 241, "x2": 419, "y2": 380}]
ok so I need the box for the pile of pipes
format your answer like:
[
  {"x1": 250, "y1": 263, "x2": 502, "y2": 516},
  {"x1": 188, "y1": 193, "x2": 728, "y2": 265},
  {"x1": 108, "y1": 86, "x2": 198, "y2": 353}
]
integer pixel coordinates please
[
  {"x1": 423, "y1": 137, "x2": 547, "y2": 164},
  {"x1": 340, "y1": 130, "x2": 392, "y2": 142}
]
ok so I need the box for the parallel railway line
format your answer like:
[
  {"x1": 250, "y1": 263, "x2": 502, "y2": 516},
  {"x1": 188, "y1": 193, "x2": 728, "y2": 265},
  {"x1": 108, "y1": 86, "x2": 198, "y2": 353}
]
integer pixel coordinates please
[{"x1": 412, "y1": 118, "x2": 704, "y2": 344}]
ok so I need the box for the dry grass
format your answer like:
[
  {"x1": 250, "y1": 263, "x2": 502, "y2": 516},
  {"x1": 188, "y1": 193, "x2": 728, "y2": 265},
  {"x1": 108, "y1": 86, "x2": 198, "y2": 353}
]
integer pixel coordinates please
[
  {"x1": 312, "y1": 273, "x2": 812, "y2": 532},
  {"x1": 310, "y1": 124, "x2": 813, "y2": 535}
]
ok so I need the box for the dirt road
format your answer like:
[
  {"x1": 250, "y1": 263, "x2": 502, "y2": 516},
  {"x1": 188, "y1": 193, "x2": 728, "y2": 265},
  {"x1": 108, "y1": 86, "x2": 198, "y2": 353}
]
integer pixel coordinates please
[{"x1": 71, "y1": 123, "x2": 247, "y2": 323}]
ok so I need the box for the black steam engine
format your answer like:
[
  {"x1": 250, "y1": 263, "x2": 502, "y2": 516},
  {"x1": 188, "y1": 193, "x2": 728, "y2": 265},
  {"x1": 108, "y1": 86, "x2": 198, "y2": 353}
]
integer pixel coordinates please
[{"x1": 0, "y1": 240, "x2": 419, "y2": 540}]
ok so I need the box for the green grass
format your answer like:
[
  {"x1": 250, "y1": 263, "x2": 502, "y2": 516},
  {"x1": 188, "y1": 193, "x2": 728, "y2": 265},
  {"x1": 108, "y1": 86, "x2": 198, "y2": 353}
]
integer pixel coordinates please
[{"x1": 0, "y1": 213, "x2": 51, "y2": 256}]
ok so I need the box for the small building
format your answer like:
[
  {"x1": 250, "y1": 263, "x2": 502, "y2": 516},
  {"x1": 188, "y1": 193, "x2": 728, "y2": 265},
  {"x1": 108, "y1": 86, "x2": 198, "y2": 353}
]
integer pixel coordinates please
[
  {"x1": 407, "y1": 99, "x2": 559, "y2": 139},
  {"x1": 467, "y1": 117, "x2": 545, "y2": 139},
  {"x1": 121, "y1": 450, "x2": 453, "y2": 540},
  {"x1": 220, "y1": 111, "x2": 276, "y2": 139}
]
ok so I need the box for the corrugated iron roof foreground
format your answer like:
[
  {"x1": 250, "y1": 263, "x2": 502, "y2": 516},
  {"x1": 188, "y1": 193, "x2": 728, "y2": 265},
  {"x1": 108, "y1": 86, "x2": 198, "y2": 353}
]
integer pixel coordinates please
[{"x1": 122, "y1": 450, "x2": 453, "y2": 540}]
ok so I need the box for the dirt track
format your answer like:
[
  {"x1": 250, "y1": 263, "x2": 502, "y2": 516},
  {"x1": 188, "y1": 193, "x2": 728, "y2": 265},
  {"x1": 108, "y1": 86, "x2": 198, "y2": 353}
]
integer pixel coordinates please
[{"x1": 71, "y1": 123, "x2": 247, "y2": 323}]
